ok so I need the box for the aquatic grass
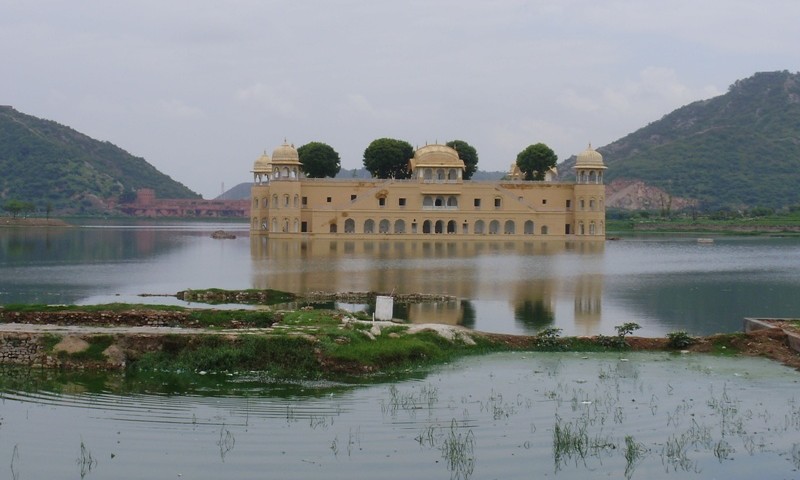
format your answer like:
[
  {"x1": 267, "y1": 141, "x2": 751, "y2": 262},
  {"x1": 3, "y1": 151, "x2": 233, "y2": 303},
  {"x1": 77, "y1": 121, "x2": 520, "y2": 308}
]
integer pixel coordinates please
[
  {"x1": 623, "y1": 435, "x2": 647, "y2": 479},
  {"x1": 188, "y1": 309, "x2": 275, "y2": 328},
  {"x1": 325, "y1": 330, "x2": 459, "y2": 370},
  {"x1": 708, "y1": 334, "x2": 743, "y2": 356},
  {"x1": 281, "y1": 310, "x2": 342, "y2": 327},
  {"x1": 552, "y1": 414, "x2": 615, "y2": 470},
  {"x1": 441, "y1": 419, "x2": 475, "y2": 480},
  {"x1": 131, "y1": 334, "x2": 320, "y2": 377},
  {"x1": 77, "y1": 438, "x2": 96, "y2": 479}
]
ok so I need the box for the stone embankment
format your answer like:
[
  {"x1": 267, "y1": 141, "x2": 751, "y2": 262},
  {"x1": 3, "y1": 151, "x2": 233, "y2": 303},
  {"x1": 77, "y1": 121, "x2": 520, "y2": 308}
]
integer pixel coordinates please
[{"x1": 0, "y1": 310, "x2": 202, "y2": 327}]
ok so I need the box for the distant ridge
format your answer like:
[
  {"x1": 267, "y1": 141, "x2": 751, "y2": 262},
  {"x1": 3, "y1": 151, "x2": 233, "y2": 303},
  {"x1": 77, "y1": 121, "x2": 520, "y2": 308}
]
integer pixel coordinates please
[
  {"x1": 559, "y1": 70, "x2": 800, "y2": 210},
  {"x1": 0, "y1": 106, "x2": 199, "y2": 214}
]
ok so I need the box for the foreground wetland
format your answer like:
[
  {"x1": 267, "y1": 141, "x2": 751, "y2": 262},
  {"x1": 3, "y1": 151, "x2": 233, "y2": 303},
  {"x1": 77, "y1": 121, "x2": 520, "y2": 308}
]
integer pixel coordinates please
[{"x1": 2, "y1": 221, "x2": 800, "y2": 478}]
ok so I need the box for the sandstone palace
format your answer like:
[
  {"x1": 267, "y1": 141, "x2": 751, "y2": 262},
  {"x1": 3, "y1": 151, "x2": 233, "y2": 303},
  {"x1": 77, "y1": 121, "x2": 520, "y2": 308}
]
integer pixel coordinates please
[{"x1": 249, "y1": 142, "x2": 606, "y2": 239}]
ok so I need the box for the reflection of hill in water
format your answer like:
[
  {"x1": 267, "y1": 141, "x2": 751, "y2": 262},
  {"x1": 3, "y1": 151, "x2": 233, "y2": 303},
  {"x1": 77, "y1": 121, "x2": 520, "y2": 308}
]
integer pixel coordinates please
[
  {"x1": 250, "y1": 238, "x2": 605, "y2": 333},
  {"x1": 0, "y1": 227, "x2": 183, "y2": 265}
]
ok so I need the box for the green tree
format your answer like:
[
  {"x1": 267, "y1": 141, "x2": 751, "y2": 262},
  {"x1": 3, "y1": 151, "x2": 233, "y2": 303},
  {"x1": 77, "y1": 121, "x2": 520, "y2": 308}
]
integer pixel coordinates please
[
  {"x1": 363, "y1": 138, "x2": 414, "y2": 179},
  {"x1": 2, "y1": 199, "x2": 35, "y2": 218},
  {"x1": 297, "y1": 142, "x2": 341, "y2": 178},
  {"x1": 516, "y1": 143, "x2": 558, "y2": 181},
  {"x1": 446, "y1": 140, "x2": 479, "y2": 180}
]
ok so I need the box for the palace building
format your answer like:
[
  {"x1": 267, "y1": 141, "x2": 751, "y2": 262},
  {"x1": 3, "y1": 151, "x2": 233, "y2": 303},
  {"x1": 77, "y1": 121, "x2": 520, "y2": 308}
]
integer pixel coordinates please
[{"x1": 249, "y1": 142, "x2": 606, "y2": 238}]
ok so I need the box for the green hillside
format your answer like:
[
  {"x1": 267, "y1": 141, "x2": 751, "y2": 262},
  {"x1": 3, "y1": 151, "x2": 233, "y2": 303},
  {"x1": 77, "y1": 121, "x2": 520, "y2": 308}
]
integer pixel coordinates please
[
  {"x1": 0, "y1": 106, "x2": 199, "y2": 213},
  {"x1": 561, "y1": 70, "x2": 800, "y2": 210}
]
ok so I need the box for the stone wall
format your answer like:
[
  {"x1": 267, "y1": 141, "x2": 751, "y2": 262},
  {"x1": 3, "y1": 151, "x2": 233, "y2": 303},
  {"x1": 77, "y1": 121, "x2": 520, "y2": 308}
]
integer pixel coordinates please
[{"x1": 0, "y1": 333, "x2": 57, "y2": 368}]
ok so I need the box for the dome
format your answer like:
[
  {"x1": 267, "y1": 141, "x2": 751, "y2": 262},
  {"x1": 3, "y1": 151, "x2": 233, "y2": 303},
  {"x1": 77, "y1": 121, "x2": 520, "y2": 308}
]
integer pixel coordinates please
[
  {"x1": 271, "y1": 141, "x2": 300, "y2": 164},
  {"x1": 410, "y1": 144, "x2": 464, "y2": 170},
  {"x1": 575, "y1": 144, "x2": 606, "y2": 169},
  {"x1": 252, "y1": 151, "x2": 271, "y2": 173}
]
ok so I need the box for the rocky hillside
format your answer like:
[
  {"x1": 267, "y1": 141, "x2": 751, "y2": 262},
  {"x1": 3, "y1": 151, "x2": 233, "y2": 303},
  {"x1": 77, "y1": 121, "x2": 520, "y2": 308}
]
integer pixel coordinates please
[
  {"x1": 0, "y1": 106, "x2": 199, "y2": 213},
  {"x1": 560, "y1": 70, "x2": 800, "y2": 211}
]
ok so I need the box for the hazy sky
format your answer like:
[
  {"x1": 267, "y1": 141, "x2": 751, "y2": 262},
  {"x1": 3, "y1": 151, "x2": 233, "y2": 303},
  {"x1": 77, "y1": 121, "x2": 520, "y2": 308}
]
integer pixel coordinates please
[{"x1": 3, "y1": 1, "x2": 799, "y2": 198}]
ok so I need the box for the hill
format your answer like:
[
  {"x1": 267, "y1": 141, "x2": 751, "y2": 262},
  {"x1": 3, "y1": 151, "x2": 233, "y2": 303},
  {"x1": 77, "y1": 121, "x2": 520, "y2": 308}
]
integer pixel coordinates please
[
  {"x1": 0, "y1": 106, "x2": 199, "y2": 213},
  {"x1": 559, "y1": 70, "x2": 800, "y2": 211}
]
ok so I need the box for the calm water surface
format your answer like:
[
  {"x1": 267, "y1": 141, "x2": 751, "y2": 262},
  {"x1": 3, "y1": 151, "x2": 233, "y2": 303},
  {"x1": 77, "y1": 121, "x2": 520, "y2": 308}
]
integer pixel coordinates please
[
  {"x1": 2, "y1": 221, "x2": 800, "y2": 336},
  {"x1": 1, "y1": 353, "x2": 799, "y2": 479}
]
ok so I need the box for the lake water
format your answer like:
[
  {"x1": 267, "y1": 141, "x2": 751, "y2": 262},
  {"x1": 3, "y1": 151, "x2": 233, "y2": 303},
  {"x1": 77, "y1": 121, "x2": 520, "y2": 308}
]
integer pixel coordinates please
[
  {"x1": 2, "y1": 352, "x2": 800, "y2": 479},
  {"x1": 3, "y1": 222, "x2": 800, "y2": 478},
  {"x1": 2, "y1": 221, "x2": 800, "y2": 336}
]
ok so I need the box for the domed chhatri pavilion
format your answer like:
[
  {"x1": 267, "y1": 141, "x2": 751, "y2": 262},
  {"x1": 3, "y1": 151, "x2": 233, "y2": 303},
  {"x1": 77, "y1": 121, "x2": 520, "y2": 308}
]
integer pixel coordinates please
[{"x1": 250, "y1": 142, "x2": 606, "y2": 238}]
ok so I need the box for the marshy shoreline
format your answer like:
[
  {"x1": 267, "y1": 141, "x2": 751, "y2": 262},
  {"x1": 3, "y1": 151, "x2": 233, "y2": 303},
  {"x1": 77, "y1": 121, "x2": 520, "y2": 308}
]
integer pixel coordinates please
[{"x1": 1, "y1": 299, "x2": 799, "y2": 377}]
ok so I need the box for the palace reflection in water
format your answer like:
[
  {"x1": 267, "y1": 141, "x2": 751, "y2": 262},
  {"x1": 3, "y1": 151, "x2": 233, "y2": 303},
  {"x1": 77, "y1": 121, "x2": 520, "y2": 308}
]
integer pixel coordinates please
[{"x1": 250, "y1": 238, "x2": 604, "y2": 334}]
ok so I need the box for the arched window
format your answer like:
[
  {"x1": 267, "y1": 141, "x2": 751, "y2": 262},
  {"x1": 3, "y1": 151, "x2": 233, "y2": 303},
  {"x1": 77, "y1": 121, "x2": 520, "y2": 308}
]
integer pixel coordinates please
[
  {"x1": 344, "y1": 218, "x2": 355, "y2": 233},
  {"x1": 504, "y1": 220, "x2": 515, "y2": 234},
  {"x1": 263, "y1": 197, "x2": 268, "y2": 208},
  {"x1": 589, "y1": 198, "x2": 596, "y2": 211},
  {"x1": 589, "y1": 221, "x2": 596, "y2": 235},
  {"x1": 434, "y1": 196, "x2": 444, "y2": 207},
  {"x1": 282, "y1": 218, "x2": 289, "y2": 232},
  {"x1": 261, "y1": 217, "x2": 268, "y2": 231},
  {"x1": 294, "y1": 195, "x2": 299, "y2": 208},
  {"x1": 541, "y1": 225, "x2": 549, "y2": 235},
  {"x1": 448, "y1": 169, "x2": 457, "y2": 180},
  {"x1": 423, "y1": 220, "x2": 432, "y2": 233},
  {"x1": 283, "y1": 195, "x2": 289, "y2": 207},
  {"x1": 293, "y1": 219, "x2": 299, "y2": 232},
  {"x1": 394, "y1": 219, "x2": 406, "y2": 234},
  {"x1": 424, "y1": 168, "x2": 433, "y2": 180},
  {"x1": 423, "y1": 196, "x2": 433, "y2": 207},
  {"x1": 282, "y1": 167, "x2": 289, "y2": 178},
  {"x1": 329, "y1": 223, "x2": 337, "y2": 233},
  {"x1": 379, "y1": 219, "x2": 390, "y2": 233},
  {"x1": 271, "y1": 218, "x2": 278, "y2": 231},
  {"x1": 272, "y1": 194, "x2": 279, "y2": 208},
  {"x1": 589, "y1": 171, "x2": 596, "y2": 183},
  {"x1": 447, "y1": 220, "x2": 456, "y2": 234},
  {"x1": 474, "y1": 220, "x2": 485, "y2": 234},
  {"x1": 435, "y1": 220, "x2": 444, "y2": 234},
  {"x1": 447, "y1": 196, "x2": 458, "y2": 207},
  {"x1": 489, "y1": 220, "x2": 500, "y2": 234},
  {"x1": 579, "y1": 198, "x2": 585, "y2": 210},
  {"x1": 436, "y1": 169, "x2": 445, "y2": 180},
  {"x1": 524, "y1": 220, "x2": 534, "y2": 234},
  {"x1": 364, "y1": 219, "x2": 375, "y2": 234},
  {"x1": 579, "y1": 221, "x2": 585, "y2": 235}
]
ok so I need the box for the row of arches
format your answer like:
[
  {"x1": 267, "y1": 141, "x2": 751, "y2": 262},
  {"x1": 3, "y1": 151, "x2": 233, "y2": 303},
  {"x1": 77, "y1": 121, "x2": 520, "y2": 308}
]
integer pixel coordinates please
[
  {"x1": 422, "y1": 195, "x2": 458, "y2": 208},
  {"x1": 254, "y1": 194, "x2": 300, "y2": 209},
  {"x1": 577, "y1": 197, "x2": 603, "y2": 211},
  {"x1": 419, "y1": 168, "x2": 461, "y2": 181},
  {"x1": 254, "y1": 217, "x2": 300, "y2": 233},
  {"x1": 337, "y1": 218, "x2": 549, "y2": 235},
  {"x1": 577, "y1": 170, "x2": 604, "y2": 184}
]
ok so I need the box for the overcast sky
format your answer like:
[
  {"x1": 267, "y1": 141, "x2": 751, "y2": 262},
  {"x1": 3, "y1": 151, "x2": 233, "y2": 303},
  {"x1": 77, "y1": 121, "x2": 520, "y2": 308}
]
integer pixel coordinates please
[{"x1": 3, "y1": 1, "x2": 799, "y2": 198}]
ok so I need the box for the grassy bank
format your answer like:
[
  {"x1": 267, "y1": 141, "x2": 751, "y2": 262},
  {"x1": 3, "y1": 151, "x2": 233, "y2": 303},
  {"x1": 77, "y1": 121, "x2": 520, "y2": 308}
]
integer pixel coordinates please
[
  {"x1": 607, "y1": 209, "x2": 800, "y2": 235},
  {"x1": 3, "y1": 303, "x2": 797, "y2": 378}
]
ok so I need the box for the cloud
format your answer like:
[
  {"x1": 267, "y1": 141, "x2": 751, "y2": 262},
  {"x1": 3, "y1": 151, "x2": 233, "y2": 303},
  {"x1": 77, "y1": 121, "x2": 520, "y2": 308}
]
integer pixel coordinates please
[
  {"x1": 153, "y1": 99, "x2": 206, "y2": 120},
  {"x1": 235, "y1": 82, "x2": 302, "y2": 117}
]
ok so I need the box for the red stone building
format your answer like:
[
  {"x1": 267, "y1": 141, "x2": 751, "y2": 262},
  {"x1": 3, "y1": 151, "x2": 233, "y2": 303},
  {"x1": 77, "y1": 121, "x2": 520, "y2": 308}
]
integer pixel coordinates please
[{"x1": 119, "y1": 189, "x2": 249, "y2": 218}]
